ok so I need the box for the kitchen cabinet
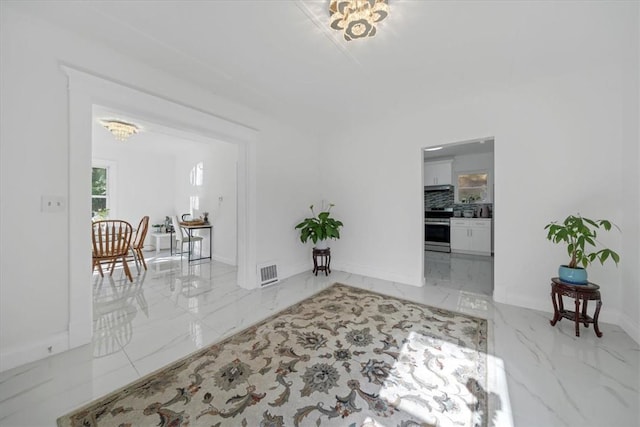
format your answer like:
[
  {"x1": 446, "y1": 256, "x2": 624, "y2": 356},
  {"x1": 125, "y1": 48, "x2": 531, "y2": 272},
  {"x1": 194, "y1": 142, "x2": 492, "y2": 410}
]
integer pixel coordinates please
[
  {"x1": 424, "y1": 159, "x2": 452, "y2": 186},
  {"x1": 450, "y1": 218, "x2": 492, "y2": 255}
]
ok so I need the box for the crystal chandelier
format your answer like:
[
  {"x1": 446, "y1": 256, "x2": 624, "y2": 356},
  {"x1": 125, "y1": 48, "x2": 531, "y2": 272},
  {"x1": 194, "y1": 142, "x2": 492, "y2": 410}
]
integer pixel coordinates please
[
  {"x1": 329, "y1": 0, "x2": 390, "y2": 41},
  {"x1": 100, "y1": 120, "x2": 139, "y2": 142}
]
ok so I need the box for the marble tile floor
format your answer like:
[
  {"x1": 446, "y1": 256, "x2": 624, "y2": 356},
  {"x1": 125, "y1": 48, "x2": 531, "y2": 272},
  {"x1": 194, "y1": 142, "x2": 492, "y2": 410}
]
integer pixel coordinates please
[
  {"x1": 1, "y1": 251, "x2": 638, "y2": 427},
  {"x1": 425, "y1": 250, "x2": 494, "y2": 296}
]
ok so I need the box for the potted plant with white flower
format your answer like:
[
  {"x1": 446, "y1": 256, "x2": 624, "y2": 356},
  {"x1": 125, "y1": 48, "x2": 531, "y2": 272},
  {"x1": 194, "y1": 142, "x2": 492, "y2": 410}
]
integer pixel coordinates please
[{"x1": 295, "y1": 203, "x2": 344, "y2": 250}]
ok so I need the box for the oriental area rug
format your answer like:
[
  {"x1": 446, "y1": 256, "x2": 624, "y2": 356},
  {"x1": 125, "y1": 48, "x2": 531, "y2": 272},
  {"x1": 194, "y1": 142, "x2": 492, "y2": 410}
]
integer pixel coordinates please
[{"x1": 58, "y1": 283, "x2": 488, "y2": 427}]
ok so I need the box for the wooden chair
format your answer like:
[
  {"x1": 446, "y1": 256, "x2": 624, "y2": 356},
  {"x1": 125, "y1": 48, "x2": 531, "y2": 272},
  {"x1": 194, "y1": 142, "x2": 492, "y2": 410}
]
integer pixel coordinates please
[
  {"x1": 130, "y1": 216, "x2": 150, "y2": 271},
  {"x1": 92, "y1": 220, "x2": 134, "y2": 282},
  {"x1": 171, "y1": 215, "x2": 203, "y2": 260}
]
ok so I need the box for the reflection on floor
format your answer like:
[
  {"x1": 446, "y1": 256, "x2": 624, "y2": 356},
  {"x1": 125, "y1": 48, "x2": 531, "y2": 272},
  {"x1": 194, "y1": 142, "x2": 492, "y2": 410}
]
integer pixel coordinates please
[
  {"x1": 1, "y1": 250, "x2": 638, "y2": 427},
  {"x1": 425, "y1": 250, "x2": 494, "y2": 296}
]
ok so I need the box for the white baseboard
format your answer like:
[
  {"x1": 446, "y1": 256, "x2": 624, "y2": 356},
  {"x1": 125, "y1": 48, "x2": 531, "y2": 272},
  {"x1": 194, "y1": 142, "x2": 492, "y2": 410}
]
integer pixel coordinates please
[
  {"x1": 275, "y1": 262, "x2": 312, "y2": 284},
  {"x1": 332, "y1": 261, "x2": 422, "y2": 287},
  {"x1": 0, "y1": 332, "x2": 69, "y2": 373},
  {"x1": 496, "y1": 292, "x2": 551, "y2": 316},
  {"x1": 275, "y1": 260, "x2": 421, "y2": 289},
  {"x1": 287, "y1": 262, "x2": 314, "y2": 278},
  {"x1": 496, "y1": 290, "x2": 627, "y2": 333},
  {"x1": 212, "y1": 254, "x2": 236, "y2": 265}
]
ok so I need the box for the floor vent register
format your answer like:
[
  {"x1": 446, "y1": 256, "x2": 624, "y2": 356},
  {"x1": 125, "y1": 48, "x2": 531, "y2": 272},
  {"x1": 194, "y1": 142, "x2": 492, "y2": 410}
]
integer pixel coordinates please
[{"x1": 258, "y1": 263, "x2": 279, "y2": 287}]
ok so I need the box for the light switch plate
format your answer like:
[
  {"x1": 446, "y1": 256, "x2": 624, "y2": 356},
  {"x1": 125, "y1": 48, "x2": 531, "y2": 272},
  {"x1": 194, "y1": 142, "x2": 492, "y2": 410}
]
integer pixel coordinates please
[{"x1": 41, "y1": 195, "x2": 66, "y2": 213}]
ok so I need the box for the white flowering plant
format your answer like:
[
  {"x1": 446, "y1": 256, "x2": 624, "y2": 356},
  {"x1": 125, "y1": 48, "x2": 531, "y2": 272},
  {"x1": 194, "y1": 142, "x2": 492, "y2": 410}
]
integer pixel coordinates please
[{"x1": 295, "y1": 204, "x2": 344, "y2": 245}]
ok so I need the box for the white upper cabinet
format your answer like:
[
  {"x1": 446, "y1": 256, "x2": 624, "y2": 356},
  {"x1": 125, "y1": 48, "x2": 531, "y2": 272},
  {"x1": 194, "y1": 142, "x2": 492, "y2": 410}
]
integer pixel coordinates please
[{"x1": 424, "y1": 159, "x2": 453, "y2": 186}]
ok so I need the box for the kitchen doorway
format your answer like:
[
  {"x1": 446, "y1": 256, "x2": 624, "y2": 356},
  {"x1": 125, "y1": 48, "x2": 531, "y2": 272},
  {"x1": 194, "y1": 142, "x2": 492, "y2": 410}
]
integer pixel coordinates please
[{"x1": 422, "y1": 138, "x2": 495, "y2": 296}]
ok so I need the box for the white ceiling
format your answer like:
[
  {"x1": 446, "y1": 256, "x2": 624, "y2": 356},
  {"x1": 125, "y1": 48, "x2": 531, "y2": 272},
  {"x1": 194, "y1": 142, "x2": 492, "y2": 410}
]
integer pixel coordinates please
[
  {"x1": 92, "y1": 105, "x2": 229, "y2": 153},
  {"x1": 5, "y1": 1, "x2": 631, "y2": 134},
  {"x1": 423, "y1": 138, "x2": 494, "y2": 162}
]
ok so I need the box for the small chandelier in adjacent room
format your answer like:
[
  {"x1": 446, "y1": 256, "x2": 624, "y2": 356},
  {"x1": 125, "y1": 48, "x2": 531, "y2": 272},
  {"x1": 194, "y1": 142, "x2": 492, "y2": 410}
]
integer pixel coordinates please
[
  {"x1": 329, "y1": 0, "x2": 390, "y2": 41},
  {"x1": 100, "y1": 119, "x2": 139, "y2": 142}
]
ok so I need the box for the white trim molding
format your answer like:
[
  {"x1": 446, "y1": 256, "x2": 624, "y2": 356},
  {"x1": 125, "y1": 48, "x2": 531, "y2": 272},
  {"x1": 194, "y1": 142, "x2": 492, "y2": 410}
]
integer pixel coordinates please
[{"x1": 61, "y1": 64, "x2": 258, "y2": 353}]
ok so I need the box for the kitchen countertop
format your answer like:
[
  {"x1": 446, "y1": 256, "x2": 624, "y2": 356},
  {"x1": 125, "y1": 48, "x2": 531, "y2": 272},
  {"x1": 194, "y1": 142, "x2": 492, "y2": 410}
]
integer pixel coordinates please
[{"x1": 452, "y1": 216, "x2": 492, "y2": 219}]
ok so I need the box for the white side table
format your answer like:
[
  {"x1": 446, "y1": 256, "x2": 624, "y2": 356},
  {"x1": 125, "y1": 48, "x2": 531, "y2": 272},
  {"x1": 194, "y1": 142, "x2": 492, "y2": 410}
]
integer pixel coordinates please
[{"x1": 151, "y1": 232, "x2": 173, "y2": 256}]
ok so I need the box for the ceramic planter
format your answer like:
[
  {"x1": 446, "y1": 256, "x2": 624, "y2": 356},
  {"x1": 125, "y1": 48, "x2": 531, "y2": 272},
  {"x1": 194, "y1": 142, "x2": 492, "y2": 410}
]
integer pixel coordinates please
[
  {"x1": 314, "y1": 239, "x2": 329, "y2": 250},
  {"x1": 558, "y1": 265, "x2": 588, "y2": 285}
]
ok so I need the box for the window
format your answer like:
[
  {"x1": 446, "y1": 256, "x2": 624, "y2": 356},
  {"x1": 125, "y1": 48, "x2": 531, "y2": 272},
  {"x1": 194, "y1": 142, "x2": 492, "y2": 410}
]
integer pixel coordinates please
[
  {"x1": 190, "y1": 161, "x2": 204, "y2": 186},
  {"x1": 456, "y1": 171, "x2": 489, "y2": 203},
  {"x1": 92, "y1": 159, "x2": 117, "y2": 219},
  {"x1": 92, "y1": 166, "x2": 109, "y2": 219}
]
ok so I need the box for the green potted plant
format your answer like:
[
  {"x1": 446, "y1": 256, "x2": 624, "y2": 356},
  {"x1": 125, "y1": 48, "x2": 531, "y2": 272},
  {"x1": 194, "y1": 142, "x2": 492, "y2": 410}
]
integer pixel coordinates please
[
  {"x1": 295, "y1": 203, "x2": 344, "y2": 249},
  {"x1": 544, "y1": 214, "x2": 620, "y2": 284}
]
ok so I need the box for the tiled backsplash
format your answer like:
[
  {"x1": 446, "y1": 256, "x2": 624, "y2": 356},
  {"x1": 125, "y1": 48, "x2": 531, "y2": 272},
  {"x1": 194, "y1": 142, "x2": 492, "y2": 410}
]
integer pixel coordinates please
[
  {"x1": 425, "y1": 189, "x2": 493, "y2": 217},
  {"x1": 424, "y1": 189, "x2": 454, "y2": 209}
]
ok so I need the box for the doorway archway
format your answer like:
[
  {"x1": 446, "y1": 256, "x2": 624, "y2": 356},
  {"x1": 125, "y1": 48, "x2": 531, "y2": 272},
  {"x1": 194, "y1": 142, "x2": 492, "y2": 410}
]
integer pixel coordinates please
[{"x1": 64, "y1": 65, "x2": 257, "y2": 350}]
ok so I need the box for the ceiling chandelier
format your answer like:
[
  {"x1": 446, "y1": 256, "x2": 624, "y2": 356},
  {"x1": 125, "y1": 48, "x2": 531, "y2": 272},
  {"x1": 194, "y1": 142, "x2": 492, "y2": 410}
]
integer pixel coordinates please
[
  {"x1": 329, "y1": 0, "x2": 390, "y2": 41},
  {"x1": 100, "y1": 120, "x2": 139, "y2": 142}
]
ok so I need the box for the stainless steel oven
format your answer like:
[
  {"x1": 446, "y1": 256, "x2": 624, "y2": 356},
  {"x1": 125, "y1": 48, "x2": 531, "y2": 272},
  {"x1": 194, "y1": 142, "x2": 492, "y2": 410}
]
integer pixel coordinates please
[{"x1": 425, "y1": 208, "x2": 453, "y2": 252}]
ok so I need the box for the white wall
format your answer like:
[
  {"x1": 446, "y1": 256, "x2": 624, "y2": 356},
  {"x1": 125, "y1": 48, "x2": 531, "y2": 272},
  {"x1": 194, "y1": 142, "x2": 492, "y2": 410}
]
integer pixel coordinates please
[
  {"x1": 323, "y1": 61, "x2": 637, "y2": 339},
  {"x1": 173, "y1": 141, "x2": 238, "y2": 264},
  {"x1": 92, "y1": 121, "x2": 239, "y2": 264},
  {"x1": 200, "y1": 142, "x2": 239, "y2": 266},
  {"x1": 256, "y1": 124, "x2": 323, "y2": 278},
  {"x1": 0, "y1": 7, "x2": 320, "y2": 371},
  {"x1": 1, "y1": 2, "x2": 637, "y2": 373},
  {"x1": 92, "y1": 124, "x2": 177, "y2": 246},
  {"x1": 619, "y1": 5, "x2": 640, "y2": 343}
]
